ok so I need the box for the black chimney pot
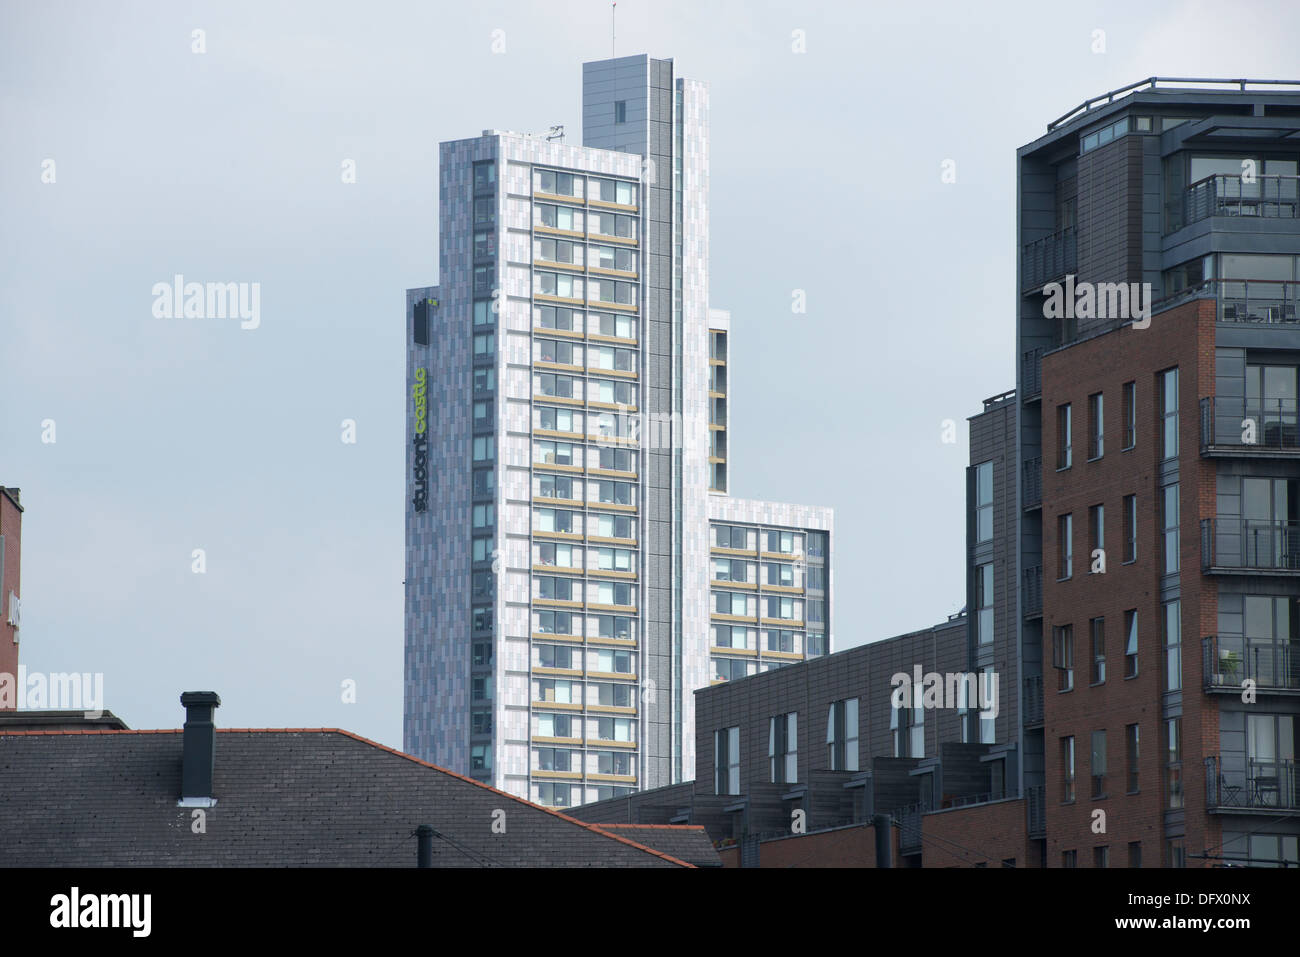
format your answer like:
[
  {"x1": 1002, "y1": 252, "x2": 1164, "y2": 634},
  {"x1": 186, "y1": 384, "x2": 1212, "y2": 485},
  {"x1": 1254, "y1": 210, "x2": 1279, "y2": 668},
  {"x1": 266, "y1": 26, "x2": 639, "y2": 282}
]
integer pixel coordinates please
[{"x1": 179, "y1": 691, "x2": 221, "y2": 806}]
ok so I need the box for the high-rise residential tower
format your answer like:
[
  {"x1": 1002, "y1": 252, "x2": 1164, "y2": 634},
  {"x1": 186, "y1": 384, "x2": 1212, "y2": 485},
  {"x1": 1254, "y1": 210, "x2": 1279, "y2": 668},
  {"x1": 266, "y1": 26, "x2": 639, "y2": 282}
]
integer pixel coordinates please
[{"x1": 405, "y1": 55, "x2": 833, "y2": 807}]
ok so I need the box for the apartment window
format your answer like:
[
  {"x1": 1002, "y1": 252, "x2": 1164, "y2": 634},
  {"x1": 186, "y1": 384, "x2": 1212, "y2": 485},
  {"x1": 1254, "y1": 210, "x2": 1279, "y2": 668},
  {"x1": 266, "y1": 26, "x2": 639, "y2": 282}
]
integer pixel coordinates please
[
  {"x1": 1123, "y1": 494, "x2": 1137, "y2": 563},
  {"x1": 473, "y1": 332, "x2": 494, "y2": 356},
  {"x1": 1062, "y1": 849, "x2": 1077, "y2": 868},
  {"x1": 1128, "y1": 841, "x2": 1142, "y2": 868},
  {"x1": 1126, "y1": 724, "x2": 1140, "y2": 793},
  {"x1": 975, "y1": 461, "x2": 993, "y2": 543},
  {"x1": 827, "y1": 698, "x2": 860, "y2": 772},
  {"x1": 473, "y1": 399, "x2": 492, "y2": 427},
  {"x1": 1091, "y1": 730, "x2": 1108, "y2": 798},
  {"x1": 472, "y1": 160, "x2": 495, "y2": 194},
  {"x1": 1088, "y1": 392, "x2": 1104, "y2": 459},
  {"x1": 1094, "y1": 846, "x2": 1110, "y2": 869},
  {"x1": 1058, "y1": 513, "x2": 1073, "y2": 579},
  {"x1": 473, "y1": 435, "x2": 494, "y2": 462},
  {"x1": 473, "y1": 641, "x2": 492, "y2": 668},
  {"x1": 471, "y1": 744, "x2": 491, "y2": 772},
  {"x1": 768, "y1": 712, "x2": 798, "y2": 784},
  {"x1": 1122, "y1": 381, "x2": 1136, "y2": 449},
  {"x1": 1057, "y1": 403, "x2": 1073, "y2": 469},
  {"x1": 1164, "y1": 599, "x2": 1182, "y2": 692},
  {"x1": 1061, "y1": 736, "x2": 1076, "y2": 802},
  {"x1": 472, "y1": 469, "x2": 494, "y2": 497},
  {"x1": 474, "y1": 367, "x2": 495, "y2": 393},
  {"x1": 892, "y1": 700, "x2": 925, "y2": 758},
  {"x1": 976, "y1": 563, "x2": 994, "y2": 644},
  {"x1": 980, "y1": 665, "x2": 996, "y2": 744},
  {"x1": 1090, "y1": 617, "x2": 1106, "y2": 684},
  {"x1": 471, "y1": 708, "x2": 492, "y2": 735},
  {"x1": 614, "y1": 100, "x2": 627, "y2": 124},
  {"x1": 766, "y1": 529, "x2": 796, "y2": 554},
  {"x1": 1160, "y1": 368, "x2": 1179, "y2": 459},
  {"x1": 1053, "y1": 624, "x2": 1075, "y2": 692},
  {"x1": 1124, "y1": 609, "x2": 1139, "y2": 678},
  {"x1": 1089, "y1": 504, "x2": 1105, "y2": 573},
  {"x1": 471, "y1": 503, "x2": 494, "y2": 528},
  {"x1": 1166, "y1": 840, "x2": 1186, "y2": 868},
  {"x1": 1162, "y1": 484, "x2": 1179, "y2": 575},
  {"x1": 1165, "y1": 717, "x2": 1183, "y2": 810},
  {"x1": 472, "y1": 537, "x2": 492, "y2": 563}
]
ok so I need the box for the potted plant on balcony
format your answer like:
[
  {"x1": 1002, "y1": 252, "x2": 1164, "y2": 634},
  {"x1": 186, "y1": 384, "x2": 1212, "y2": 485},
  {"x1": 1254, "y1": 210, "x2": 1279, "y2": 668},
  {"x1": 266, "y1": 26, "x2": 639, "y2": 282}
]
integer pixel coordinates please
[{"x1": 1219, "y1": 649, "x2": 1243, "y2": 684}]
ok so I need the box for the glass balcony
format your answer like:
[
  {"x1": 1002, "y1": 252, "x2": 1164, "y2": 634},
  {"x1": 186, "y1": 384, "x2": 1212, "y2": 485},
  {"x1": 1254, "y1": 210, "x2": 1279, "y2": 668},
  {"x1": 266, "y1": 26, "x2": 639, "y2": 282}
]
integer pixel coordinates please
[
  {"x1": 1206, "y1": 755, "x2": 1299, "y2": 811},
  {"x1": 1202, "y1": 635, "x2": 1300, "y2": 692},
  {"x1": 1162, "y1": 278, "x2": 1300, "y2": 324},
  {"x1": 1201, "y1": 517, "x2": 1300, "y2": 573},
  {"x1": 1200, "y1": 397, "x2": 1300, "y2": 454},
  {"x1": 1021, "y1": 227, "x2": 1077, "y2": 292},
  {"x1": 1183, "y1": 174, "x2": 1300, "y2": 225}
]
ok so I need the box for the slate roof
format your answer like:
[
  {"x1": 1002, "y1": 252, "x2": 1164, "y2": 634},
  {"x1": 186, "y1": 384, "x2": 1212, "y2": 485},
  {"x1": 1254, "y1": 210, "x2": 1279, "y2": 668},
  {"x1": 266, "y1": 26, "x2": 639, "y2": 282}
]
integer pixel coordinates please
[
  {"x1": 0, "y1": 727, "x2": 702, "y2": 867},
  {"x1": 587, "y1": 823, "x2": 722, "y2": 867}
]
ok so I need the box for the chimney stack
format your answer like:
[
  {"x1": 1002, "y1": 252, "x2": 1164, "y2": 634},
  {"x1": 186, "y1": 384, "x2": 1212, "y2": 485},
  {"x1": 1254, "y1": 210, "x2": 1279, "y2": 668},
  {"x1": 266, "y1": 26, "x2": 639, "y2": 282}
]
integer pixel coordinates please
[
  {"x1": 179, "y1": 691, "x2": 221, "y2": 807},
  {"x1": 416, "y1": 825, "x2": 434, "y2": 868}
]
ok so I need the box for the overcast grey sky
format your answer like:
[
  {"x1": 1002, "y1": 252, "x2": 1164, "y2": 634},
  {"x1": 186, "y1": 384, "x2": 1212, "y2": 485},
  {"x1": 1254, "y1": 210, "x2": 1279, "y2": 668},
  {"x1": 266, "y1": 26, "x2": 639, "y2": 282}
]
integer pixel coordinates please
[{"x1": 3, "y1": 0, "x2": 1297, "y2": 744}]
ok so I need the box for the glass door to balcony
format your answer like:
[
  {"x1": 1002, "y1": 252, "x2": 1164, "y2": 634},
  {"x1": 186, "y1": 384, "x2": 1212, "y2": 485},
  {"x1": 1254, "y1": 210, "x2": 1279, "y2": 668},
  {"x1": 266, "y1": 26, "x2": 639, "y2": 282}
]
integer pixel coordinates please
[
  {"x1": 1246, "y1": 365, "x2": 1299, "y2": 445},
  {"x1": 1242, "y1": 596, "x2": 1300, "y2": 689},
  {"x1": 1247, "y1": 714, "x2": 1296, "y2": 809},
  {"x1": 1242, "y1": 478, "x2": 1300, "y2": 569}
]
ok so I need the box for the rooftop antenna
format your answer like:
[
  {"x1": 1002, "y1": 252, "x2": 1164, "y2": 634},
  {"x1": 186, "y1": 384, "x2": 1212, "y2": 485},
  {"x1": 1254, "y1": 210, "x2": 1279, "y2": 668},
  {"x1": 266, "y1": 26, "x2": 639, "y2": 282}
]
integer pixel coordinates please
[
  {"x1": 546, "y1": 125, "x2": 565, "y2": 143},
  {"x1": 612, "y1": 2, "x2": 616, "y2": 58}
]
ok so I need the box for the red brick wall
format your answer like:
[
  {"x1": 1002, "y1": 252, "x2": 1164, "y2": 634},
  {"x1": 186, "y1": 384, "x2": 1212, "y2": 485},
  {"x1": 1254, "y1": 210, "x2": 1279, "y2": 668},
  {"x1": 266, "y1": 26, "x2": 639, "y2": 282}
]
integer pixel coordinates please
[
  {"x1": 0, "y1": 490, "x2": 20, "y2": 699},
  {"x1": 1040, "y1": 300, "x2": 1219, "y2": 867},
  {"x1": 718, "y1": 823, "x2": 896, "y2": 868},
  {"x1": 922, "y1": 798, "x2": 1032, "y2": 867}
]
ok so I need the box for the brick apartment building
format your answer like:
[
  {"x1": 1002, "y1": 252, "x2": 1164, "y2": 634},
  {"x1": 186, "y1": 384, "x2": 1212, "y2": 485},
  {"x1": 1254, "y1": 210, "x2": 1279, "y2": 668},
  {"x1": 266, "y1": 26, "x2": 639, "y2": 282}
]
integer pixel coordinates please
[{"x1": 575, "y1": 78, "x2": 1300, "y2": 869}]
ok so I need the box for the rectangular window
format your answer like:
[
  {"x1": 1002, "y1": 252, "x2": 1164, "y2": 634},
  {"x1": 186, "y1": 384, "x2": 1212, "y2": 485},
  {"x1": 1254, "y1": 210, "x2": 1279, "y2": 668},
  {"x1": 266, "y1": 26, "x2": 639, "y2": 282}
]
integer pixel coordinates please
[
  {"x1": 1126, "y1": 724, "x2": 1140, "y2": 793},
  {"x1": 1058, "y1": 513, "x2": 1073, "y2": 579},
  {"x1": 976, "y1": 563, "x2": 994, "y2": 645},
  {"x1": 1124, "y1": 610, "x2": 1139, "y2": 678},
  {"x1": 890, "y1": 699, "x2": 925, "y2": 758},
  {"x1": 1164, "y1": 599, "x2": 1182, "y2": 692},
  {"x1": 1062, "y1": 736, "x2": 1076, "y2": 802},
  {"x1": 975, "y1": 461, "x2": 993, "y2": 543},
  {"x1": 1057, "y1": 403, "x2": 1073, "y2": 469},
  {"x1": 1089, "y1": 392, "x2": 1104, "y2": 459},
  {"x1": 714, "y1": 726, "x2": 740, "y2": 795},
  {"x1": 1123, "y1": 494, "x2": 1137, "y2": 563},
  {"x1": 1162, "y1": 484, "x2": 1179, "y2": 575},
  {"x1": 1123, "y1": 381, "x2": 1136, "y2": 449},
  {"x1": 1165, "y1": 717, "x2": 1183, "y2": 810},
  {"x1": 768, "y1": 712, "x2": 798, "y2": 784},
  {"x1": 1094, "y1": 846, "x2": 1109, "y2": 869},
  {"x1": 1160, "y1": 368, "x2": 1179, "y2": 460},
  {"x1": 1054, "y1": 624, "x2": 1075, "y2": 692},
  {"x1": 1063, "y1": 849, "x2": 1077, "y2": 868},
  {"x1": 1089, "y1": 504, "x2": 1104, "y2": 573},
  {"x1": 1090, "y1": 617, "x2": 1106, "y2": 684},
  {"x1": 1091, "y1": 730, "x2": 1108, "y2": 798},
  {"x1": 614, "y1": 100, "x2": 627, "y2": 124},
  {"x1": 980, "y1": 666, "x2": 996, "y2": 744},
  {"x1": 1128, "y1": 841, "x2": 1142, "y2": 868},
  {"x1": 826, "y1": 698, "x2": 860, "y2": 772}
]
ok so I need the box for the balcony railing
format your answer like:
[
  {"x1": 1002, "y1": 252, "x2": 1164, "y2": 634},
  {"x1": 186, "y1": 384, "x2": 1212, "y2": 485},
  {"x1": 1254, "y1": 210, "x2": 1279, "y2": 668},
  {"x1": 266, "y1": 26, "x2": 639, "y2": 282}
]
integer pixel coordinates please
[
  {"x1": 897, "y1": 802, "x2": 923, "y2": 854},
  {"x1": 1159, "y1": 278, "x2": 1300, "y2": 324},
  {"x1": 1201, "y1": 396, "x2": 1300, "y2": 453},
  {"x1": 1206, "y1": 755, "x2": 1300, "y2": 811},
  {"x1": 1203, "y1": 635, "x2": 1300, "y2": 692},
  {"x1": 1023, "y1": 674, "x2": 1044, "y2": 726},
  {"x1": 1022, "y1": 227, "x2": 1077, "y2": 291},
  {"x1": 1184, "y1": 174, "x2": 1300, "y2": 226},
  {"x1": 1023, "y1": 565, "x2": 1043, "y2": 616},
  {"x1": 1026, "y1": 785, "x2": 1046, "y2": 838},
  {"x1": 1202, "y1": 517, "x2": 1300, "y2": 573},
  {"x1": 1022, "y1": 348, "x2": 1042, "y2": 399},
  {"x1": 1022, "y1": 456, "x2": 1042, "y2": 509}
]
